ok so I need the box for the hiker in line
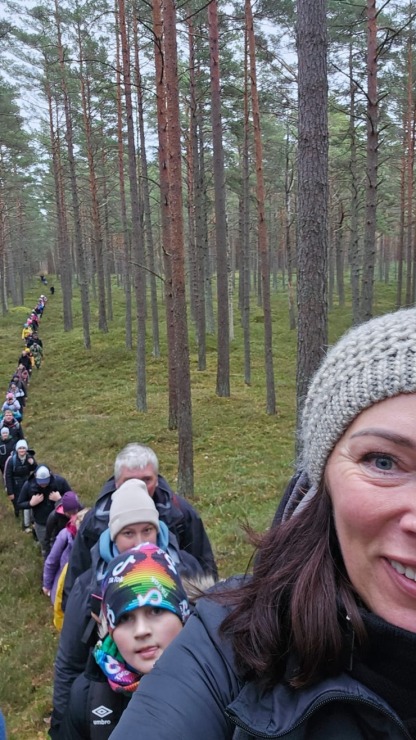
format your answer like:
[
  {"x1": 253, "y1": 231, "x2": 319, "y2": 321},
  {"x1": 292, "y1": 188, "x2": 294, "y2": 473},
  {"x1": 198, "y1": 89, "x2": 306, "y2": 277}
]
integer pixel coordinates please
[
  {"x1": 60, "y1": 543, "x2": 190, "y2": 739},
  {"x1": 18, "y1": 464, "x2": 71, "y2": 557},
  {"x1": 45, "y1": 491, "x2": 83, "y2": 557},
  {"x1": 4, "y1": 439, "x2": 36, "y2": 527},
  {"x1": 63, "y1": 443, "x2": 217, "y2": 607},
  {"x1": 43, "y1": 508, "x2": 90, "y2": 606},
  {"x1": 50, "y1": 479, "x2": 204, "y2": 739},
  {"x1": 0, "y1": 427, "x2": 15, "y2": 478}
]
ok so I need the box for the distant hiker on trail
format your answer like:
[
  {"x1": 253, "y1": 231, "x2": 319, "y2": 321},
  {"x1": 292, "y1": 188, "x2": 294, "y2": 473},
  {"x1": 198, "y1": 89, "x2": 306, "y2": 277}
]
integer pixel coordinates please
[
  {"x1": 1, "y1": 409, "x2": 23, "y2": 442},
  {"x1": 43, "y1": 507, "x2": 89, "y2": 606},
  {"x1": 0, "y1": 427, "x2": 14, "y2": 475},
  {"x1": 26, "y1": 330, "x2": 43, "y2": 349},
  {"x1": 18, "y1": 464, "x2": 72, "y2": 557},
  {"x1": 4, "y1": 439, "x2": 36, "y2": 527},
  {"x1": 9, "y1": 379, "x2": 26, "y2": 411},
  {"x1": 31, "y1": 341, "x2": 43, "y2": 369},
  {"x1": 21, "y1": 322, "x2": 32, "y2": 342},
  {"x1": 17, "y1": 348, "x2": 32, "y2": 375},
  {"x1": 1, "y1": 392, "x2": 22, "y2": 420},
  {"x1": 45, "y1": 491, "x2": 83, "y2": 557}
]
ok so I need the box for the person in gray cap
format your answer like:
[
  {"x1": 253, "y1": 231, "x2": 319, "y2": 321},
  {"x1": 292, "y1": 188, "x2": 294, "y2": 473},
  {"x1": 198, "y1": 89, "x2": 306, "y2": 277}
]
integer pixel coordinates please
[
  {"x1": 111, "y1": 307, "x2": 416, "y2": 740},
  {"x1": 18, "y1": 464, "x2": 71, "y2": 556}
]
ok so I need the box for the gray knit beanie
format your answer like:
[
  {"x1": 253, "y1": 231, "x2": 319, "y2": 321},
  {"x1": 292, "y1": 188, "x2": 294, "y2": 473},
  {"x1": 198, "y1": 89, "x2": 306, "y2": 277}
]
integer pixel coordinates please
[
  {"x1": 109, "y1": 479, "x2": 160, "y2": 541},
  {"x1": 300, "y1": 307, "x2": 416, "y2": 487}
]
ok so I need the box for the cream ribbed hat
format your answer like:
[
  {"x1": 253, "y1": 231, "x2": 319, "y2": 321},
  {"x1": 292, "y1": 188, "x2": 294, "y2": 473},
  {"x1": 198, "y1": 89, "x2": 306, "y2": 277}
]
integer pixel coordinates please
[
  {"x1": 109, "y1": 479, "x2": 160, "y2": 541},
  {"x1": 300, "y1": 307, "x2": 416, "y2": 486}
]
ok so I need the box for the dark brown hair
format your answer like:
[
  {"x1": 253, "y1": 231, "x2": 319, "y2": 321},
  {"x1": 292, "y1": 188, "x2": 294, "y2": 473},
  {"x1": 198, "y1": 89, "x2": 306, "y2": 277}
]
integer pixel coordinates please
[{"x1": 220, "y1": 483, "x2": 365, "y2": 689}]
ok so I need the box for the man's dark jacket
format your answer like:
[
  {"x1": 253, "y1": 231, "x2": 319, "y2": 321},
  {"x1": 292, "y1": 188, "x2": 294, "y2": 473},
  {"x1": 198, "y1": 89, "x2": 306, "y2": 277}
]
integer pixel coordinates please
[
  {"x1": 63, "y1": 474, "x2": 217, "y2": 607},
  {"x1": 17, "y1": 472, "x2": 71, "y2": 525}
]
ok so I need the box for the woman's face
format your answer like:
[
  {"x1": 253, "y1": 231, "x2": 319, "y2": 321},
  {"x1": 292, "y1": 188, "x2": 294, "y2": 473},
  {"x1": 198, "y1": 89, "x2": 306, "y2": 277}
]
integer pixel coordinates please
[{"x1": 326, "y1": 393, "x2": 416, "y2": 632}]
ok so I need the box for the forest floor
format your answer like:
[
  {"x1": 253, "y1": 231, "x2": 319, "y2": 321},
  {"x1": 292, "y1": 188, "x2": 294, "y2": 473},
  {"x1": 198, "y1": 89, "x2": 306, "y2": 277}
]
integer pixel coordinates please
[{"x1": 0, "y1": 277, "x2": 398, "y2": 738}]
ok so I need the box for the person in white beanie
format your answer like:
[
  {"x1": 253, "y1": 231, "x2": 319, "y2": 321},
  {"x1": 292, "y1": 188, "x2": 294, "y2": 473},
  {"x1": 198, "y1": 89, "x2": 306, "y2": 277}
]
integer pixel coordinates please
[
  {"x1": 4, "y1": 438, "x2": 36, "y2": 528},
  {"x1": 50, "y1": 479, "x2": 204, "y2": 739},
  {"x1": 112, "y1": 307, "x2": 416, "y2": 740}
]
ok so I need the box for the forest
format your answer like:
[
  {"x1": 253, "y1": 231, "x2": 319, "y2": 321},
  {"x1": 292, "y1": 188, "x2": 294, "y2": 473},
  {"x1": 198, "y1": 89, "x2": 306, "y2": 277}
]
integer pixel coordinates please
[
  {"x1": 0, "y1": 0, "x2": 413, "y2": 736},
  {"x1": 0, "y1": 0, "x2": 412, "y2": 487}
]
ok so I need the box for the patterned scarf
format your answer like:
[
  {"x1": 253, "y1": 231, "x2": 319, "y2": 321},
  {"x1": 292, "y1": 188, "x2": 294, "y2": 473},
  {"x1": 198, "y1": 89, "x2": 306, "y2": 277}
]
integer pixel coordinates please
[{"x1": 94, "y1": 634, "x2": 141, "y2": 694}]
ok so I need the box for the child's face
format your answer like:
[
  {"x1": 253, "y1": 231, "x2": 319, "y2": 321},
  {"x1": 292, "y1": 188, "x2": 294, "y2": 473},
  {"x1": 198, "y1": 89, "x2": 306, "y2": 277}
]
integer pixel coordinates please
[
  {"x1": 112, "y1": 606, "x2": 182, "y2": 675},
  {"x1": 115, "y1": 522, "x2": 158, "y2": 553}
]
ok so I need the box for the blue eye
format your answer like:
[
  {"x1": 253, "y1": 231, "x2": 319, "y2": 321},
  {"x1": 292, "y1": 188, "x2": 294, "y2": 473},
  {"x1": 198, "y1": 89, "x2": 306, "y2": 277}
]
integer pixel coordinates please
[
  {"x1": 363, "y1": 453, "x2": 396, "y2": 471},
  {"x1": 374, "y1": 455, "x2": 394, "y2": 470}
]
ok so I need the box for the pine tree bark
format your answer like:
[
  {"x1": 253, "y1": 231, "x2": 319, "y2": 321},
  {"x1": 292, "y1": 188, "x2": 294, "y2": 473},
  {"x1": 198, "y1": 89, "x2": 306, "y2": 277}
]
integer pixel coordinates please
[
  {"x1": 360, "y1": 0, "x2": 378, "y2": 321},
  {"x1": 152, "y1": 0, "x2": 178, "y2": 429},
  {"x1": 132, "y1": 8, "x2": 160, "y2": 358},
  {"x1": 117, "y1": 0, "x2": 147, "y2": 410},
  {"x1": 77, "y1": 19, "x2": 107, "y2": 332},
  {"x1": 162, "y1": 0, "x2": 194, "y2": 495},
  {"x1": 246, "y1": 0, "x2": 276, "y2": 414},
  {"x1": 54, "y1": 0, "x2": 90, "y2": 348},
  {"x1": 115, "y1": 8, "x2": 132, "y2": 349},
  {"x1": 189, "y1": 17, "x2": 206, "y2": 371},
  {"x1": 208, "y1": 0, "x2": 230, "y2": 397},
  {"x1": 296, "y1": 0, "x2": 328, "y2": 426}
]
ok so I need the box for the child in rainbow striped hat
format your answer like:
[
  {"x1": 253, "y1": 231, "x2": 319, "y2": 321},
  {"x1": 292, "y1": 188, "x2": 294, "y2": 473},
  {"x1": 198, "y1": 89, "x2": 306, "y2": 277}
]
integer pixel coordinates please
[{"x1": 61, "y1": 543, "x2": 190, "y2": 739}]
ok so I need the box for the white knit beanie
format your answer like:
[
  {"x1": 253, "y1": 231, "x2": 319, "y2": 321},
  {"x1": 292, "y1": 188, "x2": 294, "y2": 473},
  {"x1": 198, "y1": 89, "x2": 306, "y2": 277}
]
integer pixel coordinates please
[
  {"x1": 109, "y1": 479, "x2": 160, "y2": 541},
  {"x1": 300, "y1": 307, "x2": 416, "y2": 487}
]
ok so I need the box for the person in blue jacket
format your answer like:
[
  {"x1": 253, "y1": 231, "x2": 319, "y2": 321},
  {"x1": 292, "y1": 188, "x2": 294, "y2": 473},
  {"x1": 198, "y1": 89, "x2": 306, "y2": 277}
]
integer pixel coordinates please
[{"x1": 110, "y1": 307, "x2": 416, "y2": 740}]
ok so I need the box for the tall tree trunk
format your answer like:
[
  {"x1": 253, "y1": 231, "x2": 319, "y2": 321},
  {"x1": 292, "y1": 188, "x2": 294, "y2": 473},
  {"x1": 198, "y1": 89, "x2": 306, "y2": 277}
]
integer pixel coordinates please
[
  {"x1": 77, "y1": 18, "x2": 107, "y2": 332},
  {"x1": 348, "y1": 42, "x2": 361, "y2": 324},
  {"x1": 45, "y1": 73, "x2": 72, "y2": 330},
  {"x1": 117, "y1": 0, "x2": 147, "y2": 410},
  {"x1": 132, "y1": 8, "x2": 160, "y2": 357},
  {"x1": 245, "y1": 0, "x2": 275, "y2": 413},
  {"x1": 115, "y1": 8, "x2": 132, "y2": 349},
  {"x1": 284, "y1": 123, "x2": 296, "y2": 330},
  {"x1": 208, "y1": 0, "x2": 230, "y2": 397},
  {"x1": 189, "y1": 17, "x2": 206, "y2": 371},
  {"x1": 242, "y1": 26, "x2": 251, "y2": 385},
  {"x1": 197, "y1": 110, "x2": 215, "y2": 335},
  {"x1": 335, "y1": 200, "x2": 345, "y2": 306},
  {"x1": 360, "y1": 0, "x2": 378, "y2": 321},
  {"x1": 162, "y1": 0, "x2": 194, "y2": 495},
  {"x1": 54, "y1": 0, "x2": 90, "y2": 348},
  {"x1": 296, "y1": 0, "x2": 328, "y2": 428},
  {"x1": 152, "y1": 0, "x2": 177, "y2": 429}
]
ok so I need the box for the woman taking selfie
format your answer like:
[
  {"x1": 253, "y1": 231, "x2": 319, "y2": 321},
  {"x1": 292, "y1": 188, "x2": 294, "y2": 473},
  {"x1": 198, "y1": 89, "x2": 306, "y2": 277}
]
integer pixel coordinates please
[{"x1": 111, "y1": 307, "x2": 416, "y2": 740}]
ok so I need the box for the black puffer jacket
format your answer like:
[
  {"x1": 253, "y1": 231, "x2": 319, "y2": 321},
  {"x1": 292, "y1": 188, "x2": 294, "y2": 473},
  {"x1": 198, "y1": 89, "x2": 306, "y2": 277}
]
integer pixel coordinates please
[
  {"x1": 0, "y1": 437, "x2": 15, "y2": 474},
  {"x1": 61, "y1": 653, "x2": 131, "y2": 740},
  {"x1": 63, "y1": 475, "x2": 217, "y2": 606},
  {"x1": 108, "y1": 592, "x2": 415, "y2": 740},
  {"x1": 4, "y1": 450, "x2": 37, "y2": 499},
  {"x1": 18, "y1": 472, "x2": 71, "y2": 525}
]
